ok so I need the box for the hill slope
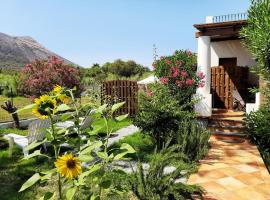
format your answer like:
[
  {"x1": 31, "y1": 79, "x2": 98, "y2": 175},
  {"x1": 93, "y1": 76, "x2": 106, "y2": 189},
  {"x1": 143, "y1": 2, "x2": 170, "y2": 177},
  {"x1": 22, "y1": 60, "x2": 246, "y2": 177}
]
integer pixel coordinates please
[{"x1": 0, "y1": 32, "x2": 73, "y2": 69}]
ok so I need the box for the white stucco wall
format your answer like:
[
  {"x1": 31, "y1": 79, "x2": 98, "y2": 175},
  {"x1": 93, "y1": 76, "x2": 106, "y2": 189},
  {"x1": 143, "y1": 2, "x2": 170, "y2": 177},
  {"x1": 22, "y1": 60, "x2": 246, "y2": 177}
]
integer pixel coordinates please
[
  {"x1": 210, "y1": 40, "x2": 256, "y2": 66},
  {"x1": 210, "y1": 39, "x2": 258, "y2": 85}
]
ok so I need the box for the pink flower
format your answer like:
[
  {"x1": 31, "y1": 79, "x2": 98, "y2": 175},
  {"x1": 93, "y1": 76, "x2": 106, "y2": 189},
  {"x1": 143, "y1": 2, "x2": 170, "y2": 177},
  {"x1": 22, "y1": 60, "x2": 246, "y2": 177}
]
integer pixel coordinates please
[
  {"x1": 185, "y1": 79, "x2": 194, "y2": 86},
  {"x1": 146, "y1": 90, "x2": 153, "y2": 97},
  {"x1": 165, "y1": 59, "x2": 172, "y2": 65},
  {"x1": 171, "y1": 67, "x2": 179, "y2": 77},
  {"x1": 175, "y1": 80, "x2": 183, "y2": 87},
  {"x1": 185, "y1": 50, "x2": 193, "y2": 56},
  {"x1": 175, "y1": 60, "x2": 183, "y2": 66},
  {"x1": 197, "y1": 71, "x2": 205, "y2": 79},
  {"x1": 159, "y1": 77, "x2": 169, "y2": 84},
  {"x1": 198, "y1": 82, "x2": 205, "y2": 88},
  {"x1": 181, "y1": 71, "x2": 188, "y2": 78}
]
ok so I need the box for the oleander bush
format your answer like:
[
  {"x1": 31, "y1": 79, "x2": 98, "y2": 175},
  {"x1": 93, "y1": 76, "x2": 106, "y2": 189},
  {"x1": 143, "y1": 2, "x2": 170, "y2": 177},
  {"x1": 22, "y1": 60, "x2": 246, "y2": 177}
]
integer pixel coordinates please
[
  {"x1": 18, "y1": 56, "x2": 83, "y2": 97},
  {"x1": 154, "y1": 50, "x2": 205, "y2": 107},
  {"x1": 134, "y1": 50, "x2": 206, "y2": 150}
]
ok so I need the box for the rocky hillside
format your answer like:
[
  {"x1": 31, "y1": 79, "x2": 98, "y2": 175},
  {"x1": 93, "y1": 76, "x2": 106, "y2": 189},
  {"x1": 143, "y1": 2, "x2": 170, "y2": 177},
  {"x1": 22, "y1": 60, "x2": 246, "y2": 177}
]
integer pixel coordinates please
[{"x1": 0, "y1": 32, "x2": 73, "y2": 69}]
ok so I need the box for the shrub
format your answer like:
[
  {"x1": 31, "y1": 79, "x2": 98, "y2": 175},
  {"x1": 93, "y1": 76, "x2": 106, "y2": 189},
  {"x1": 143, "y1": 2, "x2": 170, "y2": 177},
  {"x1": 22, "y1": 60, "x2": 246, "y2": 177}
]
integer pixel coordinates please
[
  {"x1": 154, "y1": 50, "x2": 205, "y2": 105},
  {"x1": 240, "y1": 0, "x2": 270, "y2": 81},
  {"x1": 133, "y1": 83, "x2": 196, "y2": 150},
  {"x1": 129, "y1": 146, "x2": 203, "y2": 200},
  {"x1": 245, "y1": 105, "x2": 270, "y2": 154},
  {"x1": 18, "y1": 56, "x2": 83, "y2": 97},
  {"x1": 177, "y1": 120, "x2": 210, "y2": 161}
]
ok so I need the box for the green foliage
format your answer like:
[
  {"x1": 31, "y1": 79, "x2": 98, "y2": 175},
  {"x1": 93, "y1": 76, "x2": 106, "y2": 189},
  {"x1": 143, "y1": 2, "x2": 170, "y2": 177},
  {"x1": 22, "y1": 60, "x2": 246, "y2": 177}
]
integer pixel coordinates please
[
  {"x1": 81, "y1": 60, "x2": 150, "y2": 87},
  {"x1": 103, "y1": 59, "x2": 149, "y2": 78},
  {"x1": 110, "y1": 131, "x2": 155, "y2": 161},
  {"x1": 240, "y1": 0, "x2": 270, "y2": 80},
  {"x1": 245, "y1": 105, "x2": 270, "y2": 154},
  {"x1": 245, "y1": 86, "x2": 270, "y2": 170},
  {"x1": 129, "y1": 146, "x2": 203, "y2": 200},
  {"x1": 0, "y1": 74, "x2": 18, "y2": 97},
  {"x1": 133, "y1": 83, "x2": 196, "y2": 150},
  {"x1": 177, "y1": 120, "x2": 210, "y2": 162}
]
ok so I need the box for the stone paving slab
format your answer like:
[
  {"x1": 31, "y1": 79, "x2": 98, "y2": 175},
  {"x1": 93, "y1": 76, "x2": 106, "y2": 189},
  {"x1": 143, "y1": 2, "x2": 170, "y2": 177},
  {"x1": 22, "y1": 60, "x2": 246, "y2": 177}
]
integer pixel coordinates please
[
  {"x1": 188, "y1": 135, "x2": 270, "y2": 200},
  {"x1": 108, "y1": 125, "x2": 140, "y2": 146}
]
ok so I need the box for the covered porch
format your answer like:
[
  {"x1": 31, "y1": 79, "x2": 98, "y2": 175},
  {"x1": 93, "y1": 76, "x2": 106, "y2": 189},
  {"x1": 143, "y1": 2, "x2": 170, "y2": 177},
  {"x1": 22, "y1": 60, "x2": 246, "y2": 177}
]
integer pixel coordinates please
[{"x1": 193, "y1": 13, "x2": 260, "y2": 117}]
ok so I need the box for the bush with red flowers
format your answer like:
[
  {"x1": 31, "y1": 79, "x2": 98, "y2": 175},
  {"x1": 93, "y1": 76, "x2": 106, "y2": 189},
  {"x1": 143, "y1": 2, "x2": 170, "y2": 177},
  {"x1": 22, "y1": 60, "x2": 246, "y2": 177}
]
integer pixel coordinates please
[
  {"x1": 19, "y1": 56, "x2": 83, "y2": 97},
  {"x1": 153, "y1": 50, "x2": 205, "y2": 105}
]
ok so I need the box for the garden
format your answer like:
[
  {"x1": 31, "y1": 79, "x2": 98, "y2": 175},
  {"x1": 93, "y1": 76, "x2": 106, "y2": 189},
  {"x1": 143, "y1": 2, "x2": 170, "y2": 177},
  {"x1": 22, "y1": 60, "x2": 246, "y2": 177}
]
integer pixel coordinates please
[
  {"x1": 0, "y1": 50, "x2": 210, "y2": 200},
  {"x1": 1, "y1": 1, "x2": 270, "y2": 199}
]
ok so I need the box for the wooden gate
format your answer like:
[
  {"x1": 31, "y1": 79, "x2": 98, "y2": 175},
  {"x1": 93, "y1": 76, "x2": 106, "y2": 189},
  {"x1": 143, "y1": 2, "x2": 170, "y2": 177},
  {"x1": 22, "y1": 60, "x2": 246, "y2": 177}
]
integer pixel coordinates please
[
  {"x1": 101, "y1": 80, "x2": 138, "y2": 116},
  {"x1": 211, "y1": 66, "x2": 248, "y2": 110}
]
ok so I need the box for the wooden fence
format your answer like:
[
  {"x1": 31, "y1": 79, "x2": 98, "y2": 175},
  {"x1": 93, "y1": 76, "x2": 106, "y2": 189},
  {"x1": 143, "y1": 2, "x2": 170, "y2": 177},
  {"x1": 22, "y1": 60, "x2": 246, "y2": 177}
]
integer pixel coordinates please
[{"x1": 101, "y1": 80, "x2": 138, "y2": 116}]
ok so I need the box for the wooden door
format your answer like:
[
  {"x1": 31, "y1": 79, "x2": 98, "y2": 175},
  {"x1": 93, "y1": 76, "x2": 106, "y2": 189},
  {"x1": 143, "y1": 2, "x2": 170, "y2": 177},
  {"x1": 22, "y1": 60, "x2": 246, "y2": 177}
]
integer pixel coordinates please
[{"x1": 211, "y1": 58, "x2": 248, "y2": 109}]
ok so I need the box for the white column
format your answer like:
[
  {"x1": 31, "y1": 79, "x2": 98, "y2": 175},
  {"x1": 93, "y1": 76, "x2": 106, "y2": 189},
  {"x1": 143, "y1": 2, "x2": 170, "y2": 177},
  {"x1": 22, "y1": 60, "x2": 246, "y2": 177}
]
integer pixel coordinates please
[
  {"x1": 194, "y1": 36, "x2": 212, "y2": 117},
  {"x1": 197, "y1": 36, "x2": 211, "y2": 94}
]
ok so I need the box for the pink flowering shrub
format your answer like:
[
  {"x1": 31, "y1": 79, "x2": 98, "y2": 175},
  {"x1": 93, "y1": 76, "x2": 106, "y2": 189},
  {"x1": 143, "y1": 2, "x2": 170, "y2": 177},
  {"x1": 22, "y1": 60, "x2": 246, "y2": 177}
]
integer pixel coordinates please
[
  {"x1": 19, "y1": 56, "x2": 83, "y2": 97},
  {"x1": 153, "y1": 50, "x2": 205, "y2": 105}
]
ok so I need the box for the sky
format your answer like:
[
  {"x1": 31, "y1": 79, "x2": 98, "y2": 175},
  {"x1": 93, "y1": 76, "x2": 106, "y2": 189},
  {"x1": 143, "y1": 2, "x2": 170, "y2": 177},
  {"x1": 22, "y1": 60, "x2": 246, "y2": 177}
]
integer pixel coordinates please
[{"x1": 0, "y1": 0, "x2": 250, "y2": 68}]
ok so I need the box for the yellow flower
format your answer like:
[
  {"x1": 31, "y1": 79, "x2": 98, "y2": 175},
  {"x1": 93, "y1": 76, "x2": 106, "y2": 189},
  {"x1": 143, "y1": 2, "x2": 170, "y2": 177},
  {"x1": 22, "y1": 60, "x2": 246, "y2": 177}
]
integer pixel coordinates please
[
  {"x1": 32, "y1": 95, "x2": 57, "y2": 119},
  {"x1": 55, "y1": 153, "x2": 82, "y2": 179},
  {"x1": 53, "y1": 85, "x2": 63, "y2": 94},
  {"x1": 59, "y1": 94, "x2": 71, "y2": 104}
]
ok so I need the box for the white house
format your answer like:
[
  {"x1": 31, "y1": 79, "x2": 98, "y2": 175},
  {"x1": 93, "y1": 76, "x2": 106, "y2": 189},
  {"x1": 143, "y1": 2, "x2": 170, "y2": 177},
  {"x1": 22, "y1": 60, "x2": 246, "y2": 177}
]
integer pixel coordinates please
[{"x1": 194, "y1": 13, "x2": 261, "y2": 117}]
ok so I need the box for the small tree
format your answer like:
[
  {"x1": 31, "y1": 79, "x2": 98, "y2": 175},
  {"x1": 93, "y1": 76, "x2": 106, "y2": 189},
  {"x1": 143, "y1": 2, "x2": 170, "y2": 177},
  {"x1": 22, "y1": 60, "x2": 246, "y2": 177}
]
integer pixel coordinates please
[
  {"x1": 19, "y1": 56, "x2": 83, "y2": 97},
  {"x1": 241, "y1": 0, "x2": 270, "y2": 81}
]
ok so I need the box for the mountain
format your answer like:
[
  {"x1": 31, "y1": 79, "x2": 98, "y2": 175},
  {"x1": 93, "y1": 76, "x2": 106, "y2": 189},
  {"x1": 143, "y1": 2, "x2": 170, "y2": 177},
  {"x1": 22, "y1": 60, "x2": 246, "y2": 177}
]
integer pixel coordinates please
[{"x1": 0, "y1": 32, "x2": 74, "y2": 69}]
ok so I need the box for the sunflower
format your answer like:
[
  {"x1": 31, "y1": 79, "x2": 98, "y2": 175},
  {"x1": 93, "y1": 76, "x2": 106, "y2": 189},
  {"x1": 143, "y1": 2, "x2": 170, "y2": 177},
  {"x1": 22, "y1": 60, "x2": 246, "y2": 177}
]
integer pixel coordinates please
[
  {"x1": 52, "y1": 85, "x2": 71, "y2": 104},
  {"x1": 55, "y1": 153, "x2": 82, "y2": 179},
  {"x1": 32, "y1": 95, "x2": 57, "y2": 119},
  {"x1": 53, "y1": 85, "x2": 63, "y2": 94}
]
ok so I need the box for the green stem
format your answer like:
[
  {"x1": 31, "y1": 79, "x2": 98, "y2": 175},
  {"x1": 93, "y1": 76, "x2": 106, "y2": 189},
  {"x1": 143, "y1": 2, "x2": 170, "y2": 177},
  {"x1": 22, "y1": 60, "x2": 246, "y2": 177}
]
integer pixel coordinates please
[
  {"x1": 103, "y1": 116, "x2": 109, "y2": 157},
  {"x1": 49, "y1": 115, "x2": 62, "y2": 200},
  {"x1": 58, "y1": 173, "x2": 62, "y2": 200}
]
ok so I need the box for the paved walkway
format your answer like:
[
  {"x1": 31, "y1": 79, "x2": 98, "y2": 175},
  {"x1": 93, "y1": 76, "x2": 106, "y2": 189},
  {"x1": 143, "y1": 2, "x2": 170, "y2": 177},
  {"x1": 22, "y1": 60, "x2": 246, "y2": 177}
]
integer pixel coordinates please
[
  {"x1": 188, "y1": 135, "x2": 270, "y2": 200},
  {"x1": 108, "y1": 125, "x2": 139, "y2": 146}
]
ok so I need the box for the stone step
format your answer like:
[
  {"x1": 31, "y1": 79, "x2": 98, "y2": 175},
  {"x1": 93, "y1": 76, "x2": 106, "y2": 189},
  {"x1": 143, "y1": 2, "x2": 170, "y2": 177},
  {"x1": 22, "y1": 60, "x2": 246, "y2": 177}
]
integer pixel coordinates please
[
  {"x1": 211, "y1": 112, "x2": 245, "y2": 118},
  {"x1": 211, "y1": 130, "x2": 246, "y2": 137},
  {"x1": 208, "y1": 126, "x2": 244, "y2": 133},
  {"x1": 209, "y1": 118, "x2": 244, "y2": 127}
]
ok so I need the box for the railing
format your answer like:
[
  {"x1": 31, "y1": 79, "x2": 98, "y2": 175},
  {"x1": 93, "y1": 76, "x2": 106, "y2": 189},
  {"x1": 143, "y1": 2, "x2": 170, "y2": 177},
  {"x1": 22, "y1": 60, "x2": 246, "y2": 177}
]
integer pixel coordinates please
[{"x1": 212, "y1": 13, "x2": 247, "y2": 23}]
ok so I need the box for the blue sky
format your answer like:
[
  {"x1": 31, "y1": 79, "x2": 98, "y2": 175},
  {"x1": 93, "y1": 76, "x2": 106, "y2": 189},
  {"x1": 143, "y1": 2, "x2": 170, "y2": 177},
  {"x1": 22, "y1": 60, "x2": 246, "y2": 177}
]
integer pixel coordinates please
[{"x1": 0, "y1": 0, "x2": 250, "y2": 68}]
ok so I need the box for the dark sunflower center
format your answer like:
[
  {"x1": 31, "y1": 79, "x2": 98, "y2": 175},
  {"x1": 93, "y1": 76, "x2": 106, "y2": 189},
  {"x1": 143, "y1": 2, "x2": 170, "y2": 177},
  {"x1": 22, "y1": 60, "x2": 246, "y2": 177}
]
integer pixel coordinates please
[
  {"x1": 66, "y1": 159, "x2": 76, "y2": 169},
  {"x1": 38, "y1": 101, "x2": 54, "y2": 115}
]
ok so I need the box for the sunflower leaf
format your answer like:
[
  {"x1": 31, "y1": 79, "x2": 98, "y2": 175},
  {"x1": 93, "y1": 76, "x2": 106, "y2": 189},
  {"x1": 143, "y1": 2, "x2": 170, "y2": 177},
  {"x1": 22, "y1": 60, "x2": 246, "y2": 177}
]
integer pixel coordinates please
[
  {"x1": 66, "y1": 186, "x2": 77, "y2": 200},
  {"x1": 115, "y1": 114, "x2": 129, "y2": 121},
  {"x1": 111, "y1": 102, "x2": 125, "y2": 113},
  {"x1": 15, "y1": 104, "x2": 36, "y2": 114},
  {"x1": 57, "y1": 104, "x2": 71, "y2": 112},
  {"x1": 39, "y1": 192, "x2": 55, "y2": 200},
  {"x1": 22, "y1": 150, "x2": 48, "y2": 160},
  {"x1": 19, "y1": 173, "x2": 40, "y2": 192},
  {"x1": 24, "y1": 139, "x2": 47, "y2": 151}
]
